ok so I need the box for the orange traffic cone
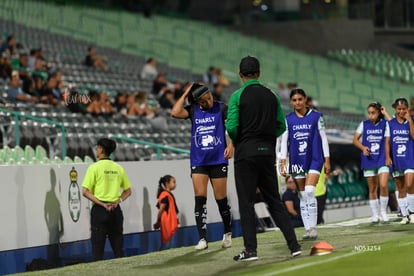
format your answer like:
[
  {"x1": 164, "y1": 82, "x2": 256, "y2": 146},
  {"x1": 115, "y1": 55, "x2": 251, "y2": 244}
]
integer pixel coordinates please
[{"x1": 310, "y1": 241, "x2": 334, "y2": 256}]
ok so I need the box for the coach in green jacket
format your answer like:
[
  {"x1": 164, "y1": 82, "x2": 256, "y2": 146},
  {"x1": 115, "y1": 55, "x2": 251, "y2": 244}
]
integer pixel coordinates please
[{"x1": 226, "y1": 56, "x2": 301, "y2": 261}]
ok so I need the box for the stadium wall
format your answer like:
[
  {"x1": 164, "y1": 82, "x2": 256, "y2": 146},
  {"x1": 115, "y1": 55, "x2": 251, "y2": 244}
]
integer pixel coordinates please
[{"x1": 0, "y1": 159, "x2": 369, "y2": 274}]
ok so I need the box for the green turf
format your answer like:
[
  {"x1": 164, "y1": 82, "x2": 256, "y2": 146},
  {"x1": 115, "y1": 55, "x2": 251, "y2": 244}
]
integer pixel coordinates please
[{"x1": 15, "y1": 219, "x2": 414, "y2": 276}]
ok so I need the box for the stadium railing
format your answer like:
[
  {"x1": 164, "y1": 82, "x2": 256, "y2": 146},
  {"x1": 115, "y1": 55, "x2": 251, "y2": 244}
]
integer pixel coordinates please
[{"x1": 0, "y1": 108, "x2": 67, "y2": 159}]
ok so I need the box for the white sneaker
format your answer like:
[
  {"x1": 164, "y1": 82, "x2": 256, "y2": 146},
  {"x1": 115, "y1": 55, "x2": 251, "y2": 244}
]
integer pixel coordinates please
[
  {"x1": 381, "y1": 213, "x2": 389, "y2": 223},
  {"x1": 222, "y1": 232, "x2": 232, "y2": 248},
  {"x1": 409, "y1": 213, "x2": 414, "y2": 224},
  {"x1": 371, "y1": 216, "x2": 380, "y2": 224},
  {"x1": 308, "y1": 228, "x2": 318, "y2": 240},
  {"x1": 302, "y1": 229, "x2": 310, "y2": 240},
  {"x1": 400, "y1": 216, "x2": 410, "y2": 225},
  {"x1": 195, "y1": 238, "x2": 208, "y2": 250}
]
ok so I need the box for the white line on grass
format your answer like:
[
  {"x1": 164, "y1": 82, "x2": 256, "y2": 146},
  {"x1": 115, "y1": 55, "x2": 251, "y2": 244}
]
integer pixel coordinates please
[{"x1": 264, "y1": 251, "x2": 358, "y2": 276}]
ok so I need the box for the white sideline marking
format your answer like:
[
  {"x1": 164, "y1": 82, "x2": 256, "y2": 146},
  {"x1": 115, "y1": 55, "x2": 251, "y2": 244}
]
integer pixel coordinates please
[{"x1": 264, "y1": 252, "x2": 358, "y2": 276}]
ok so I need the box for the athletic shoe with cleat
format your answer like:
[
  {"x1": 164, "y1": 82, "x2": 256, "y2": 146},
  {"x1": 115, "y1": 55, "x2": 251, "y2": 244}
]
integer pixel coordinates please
[
  {"x1": 195, "y1": 238, "x2": 208, "y2": 250},
  {"x1": 291, "y1": 250, "x2": 302, "y2": 257},
  {"x1": 302, "y1": 229, "x2": 310, "y2": 240},
  {"x1": 381, "y1": 213, "x2": 389, "y2": 223},
  {"x1": 371, "y1": 215, "x2": 380, "y2": 224},
  {"x1": 409, "y1": 213, "x2": 414, "y2": 224},
  {"x1": 308, "y1": 227, "x2": 318, "y2": 240},
  {"x1": 233, "y1": 250, "x2": 258, "y2": 261},
  {"x1": 221, "y1": 232, "x2": 232, "y2": 248},
  {"x1": 399, "y1": 216, "x2": 410, "y2": 225}
]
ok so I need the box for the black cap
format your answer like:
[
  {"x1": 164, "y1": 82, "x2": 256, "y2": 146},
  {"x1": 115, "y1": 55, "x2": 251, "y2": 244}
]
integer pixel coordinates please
[
  {"x1": 190, "y1": 83, "x2": 209, "y2": 102},
  {"x1": 239, "y1": 56, "x2": 260, "y2": 76},
  {"x1": 392, "y1": 97, "x2": 408, "y2": 108}
]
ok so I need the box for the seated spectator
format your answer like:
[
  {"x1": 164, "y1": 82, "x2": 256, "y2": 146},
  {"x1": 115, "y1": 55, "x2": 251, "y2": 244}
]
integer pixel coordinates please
[
  {"x1": 0, "y1": 53, "x2": 12, "y2": 79},
  {"x1": 87, "y1": 91, "x2": 113, "y2": 116},
  {"x1": 0, "y1": 35, "x2": 18, "y2": 58},
  {"x1": 136, "y1": 91, "x2": 156, "y2": 118},
  {"x1": 282, "y1": 175, "x2": 304, "y2": 228},
  {"x1": 152, "y1": 72, "x2": 169, "y2": 98},
  {"x1": 28, "y1": 48, "x2": 40, "y2": 71},
  {"x1": 114, "y1": 92, "x2": 128, "y2": 116},
  {"x1": 126, "y1": 93, "x2": 143, "y2": 116},
  {"x1": 39, "y1": 74, "x2": 61, "y2": 106},
  {"x1": 65, "y1": 87, "x2": 88, "y2": 114},
  {"x1": 32, "y1": 57, "x2": 48, "y2": 83},
  {"x1": 173, "y1": 80, "x2": 184, "y2": 101},
  {"x1": 84, "y1": 46, "x2": 109, "y2": 72},
  {"x1": 16, "y1": 52, "x2": 31, "y2": 82},
  {"x1": 140, "y1": 57, "x2": 158, "y2": 80},
  {"x1": 7, "y1": 71, "x2": 38, "y2": 104},
  {"x1": 158, "y1": 89, "x2": 175, "y2": 112}
]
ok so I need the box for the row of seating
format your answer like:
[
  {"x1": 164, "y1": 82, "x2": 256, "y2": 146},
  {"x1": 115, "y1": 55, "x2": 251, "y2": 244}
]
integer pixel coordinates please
[
  {"x1": 1, "y1": 0, "x2": 413, "y2": 115},
  {"x1": 0, "y1": 144, "x2": 94, "y2": 165}
]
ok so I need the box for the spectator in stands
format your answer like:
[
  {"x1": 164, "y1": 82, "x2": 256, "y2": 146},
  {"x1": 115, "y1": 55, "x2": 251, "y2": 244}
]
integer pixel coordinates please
[
  {"x1": 28, "y1": 48, "x2": 40, "y2": 71},
  {"x1": 136, "y1": 91, "x2": 156, "y2": 118},
  {"x1": 173, "y1": 80, "x2": 184, "y2": 101},
  {"x1": 306, "y1": 96, "x2": 319, "y2": 110},
  {"x1": 152, "y1": 72, "x2": 169, "y2": 98},
  {"x1": 158, "y1": 89, "x2": 175, "y2": 112},
  {"x1": 140, "y1": 57, "x2": 158, "y2": 80},
  {"x1": 84, "y1": 46, "x2": 109, "y2": 72},
  {"x1": 171, "y1": 82, "x2": 233, "y2": 251},
  {"x1": 388, "y1": 98, "x2": 414, "y2": 224},
  {"x1": 82, "y1": 138, "x2": 132, "y2": 261},
  {"x1": 216, "y1": 67, "x2": 230, "y2": 87},
  {"x1": 277, "y1": 82, "x2": 297, "y2": 100},
  {"x1": 282, "y1": 175, "x2": 304, "y2": 228},
  {"x1": 87, "y1": 91, "x2": 114, "y2": 117},
  {"x1": 40, "y1": 74, "x2": 61, "y2": 106},
  {"x1": 114, "y1": 92, "x2": 128, "y2": 116},
  {"x1": 16, "y1": 52, "x2": 31, "y2": 81},
  {"x1": 126, "y1": 93, "x2": 143, "y2": 117},
  {"x1": 7, "y1": 70, "x2": 38, "y2": 104},
  {"x1": 202, "y1": 66, "x2": 219, "y2": 86},
  {"x1": 66, "y1": 87, "x2": 88, "y2": 114},
  {"x1": 279, "y1": 88, "x2": 330, "y2": 240},
  {"x1": 0, "y1": 35, "x2": 18, "y2": 57},
  {"x1": 32, "y1": 57, "x2": 48, "y2": 83},
  {"x1": 353, "y1": 101, "x2": 391, "y2": 223},
  {"x1": 212, "y1": 83, "x2": 224, "y2": 102},
  {"x1": 0, "y1": 52, "x2": 12, "y2": 79}
]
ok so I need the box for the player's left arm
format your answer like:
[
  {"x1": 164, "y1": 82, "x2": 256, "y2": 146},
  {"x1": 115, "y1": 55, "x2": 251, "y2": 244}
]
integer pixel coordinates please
[{"x1": 318, "y1": 115, "x2": 331, "y2": 175}]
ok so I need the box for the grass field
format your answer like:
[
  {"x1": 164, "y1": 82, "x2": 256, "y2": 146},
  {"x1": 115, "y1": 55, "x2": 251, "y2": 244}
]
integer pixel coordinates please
[{"x1": 16, "y1": 216, "x2": 414, "y2": 276}]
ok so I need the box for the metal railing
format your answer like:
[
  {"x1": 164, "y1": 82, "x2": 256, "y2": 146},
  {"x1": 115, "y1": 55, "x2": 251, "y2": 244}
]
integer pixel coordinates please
[
  {"x1": 111, "y1": 135, "x2": 189, "y2": 160},
  {"x1": 0, "y1": 108, "x2": 66, "y2": 159}
]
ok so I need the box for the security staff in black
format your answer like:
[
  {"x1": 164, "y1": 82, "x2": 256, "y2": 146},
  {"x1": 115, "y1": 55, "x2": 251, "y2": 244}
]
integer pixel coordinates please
[{"x1": 226, "y1": 56, "x2": 301, "y2": 261}]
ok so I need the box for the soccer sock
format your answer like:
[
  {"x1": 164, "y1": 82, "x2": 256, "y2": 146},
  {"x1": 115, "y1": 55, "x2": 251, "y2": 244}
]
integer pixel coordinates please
[
  {"x1": 379, "y1": 196, "x2": 389, "y2": 215},
  {"x1": 406, "y1": 194, "x2": 414, "y2": 213},
  {"x1": 216, "y1": 197, "x2": 232, "y2": 233},
  {"x1": 397, "y1": 197, "x2": 408, "y2": 217},
  {"x1": 300, "y1": 191, "x2": 309, "y2": 230},
  {"x1": 195, "y1": 196, "x2": 207, "y2": 240},
  {"x1": 369, "y1": 199, "x2": 379, "y2": 219},
  {"x1": 305, "y1": 185, "x2": 317, "y2": 229}
]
